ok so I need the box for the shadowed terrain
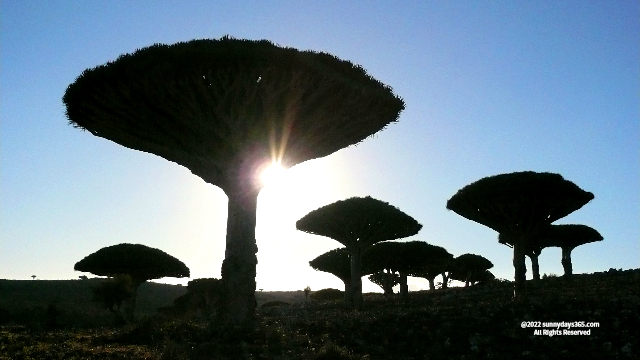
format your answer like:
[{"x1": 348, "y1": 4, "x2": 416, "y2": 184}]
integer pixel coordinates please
[{"x1": 1, "y1": 269, "x2": 638, "y2": 359}]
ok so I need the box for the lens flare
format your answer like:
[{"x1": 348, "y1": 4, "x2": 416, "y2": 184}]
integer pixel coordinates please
[{"x1": 261, "y1": 161, "x2": 287, "y2": 187}]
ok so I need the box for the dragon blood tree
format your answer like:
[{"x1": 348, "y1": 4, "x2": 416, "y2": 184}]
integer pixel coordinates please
[
  {"x1": 446, "y1": 171, "x2": 594, "y2": 298},
  {"x1": 309, "y1": 247, "x2": 376, "y2": 303},
  {"x1": 499, "y1": 232, "x2": 547, "y2": 281},
  {"x1": 63, "y1": 37, "x2": 405, "y2": 325},
  {"x1": 74, "y1": 243, "x2": 189, "y2": 319},
  {"x1": 448, "y1": 253, "x2": 493, "y2": 287},
  {"x1": 368, "y1": 240, "x2": 452, "y2": 296},
  {"x1": 297, "y1": 196, "x2": 422, "y2": 309},
  {"x1": 537, "y1": 224, "x2": 603, "y2": 278}
]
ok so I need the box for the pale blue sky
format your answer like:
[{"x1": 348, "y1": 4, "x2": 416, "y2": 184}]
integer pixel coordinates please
[{"x1": 1, "y1": 1, "x2": 638, "y2": 292}]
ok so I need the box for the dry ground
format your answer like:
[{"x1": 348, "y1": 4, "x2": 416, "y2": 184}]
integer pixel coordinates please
[{"x1": 1, "y1": 269, "x2": 638, "y2": 359}]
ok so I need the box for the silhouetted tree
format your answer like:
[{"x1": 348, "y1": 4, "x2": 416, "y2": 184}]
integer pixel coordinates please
[
  {"x1": 368, "y1": 270, "x2": 400, "y2": 295},
  {"x1": 304, "y1": 286, "x2": 311, "y2": 300},
  {"x1": 448, "y1": 254, "x2": 493, "y2": 287},
  {"x1": 92, "y1": 274, "x2": 135, "y2": 324},
  {"x1": 187, "y1": 278, "x2": 224, "y2": 315},
  {"x1": 74, "y1": 243, "x2": 189, "y2": 320},
  {"x1": 368, "y1": 241, "x2": 451, "y2": 297},
  {"x1": 297, "y1": 197, "x2": 421, "y2": 309},
  {"x1": 537, "y1": 224, "x2": 603, "y2": 278},
  {"x1": 64, "y1": 37, "x2": 405, "y2": 325},
  {"x1": 499, "y1": 232, "x2": 546, "y2": 281},
  {"x1": 470, "y1": 269, "x2": 496, "y2": 285},
  {"x1": 446, "y1": 171, "x2": 593, "y2": 298},
  {"x1": 31, "y1": 275, "x2": 36, "y2": 280},
  {"x1": 308, "y1": 247, "x2": 376, "y2": 303},
  {"x1": 408, "y1": 244, "x2": 453, "y2": 291}
]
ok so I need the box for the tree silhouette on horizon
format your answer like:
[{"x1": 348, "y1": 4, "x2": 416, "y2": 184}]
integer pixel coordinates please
[
  {"x1": 74, "y1": 243, "x2": 189, "y2": 320},
  {"x1": 446, "y1": 171, "x2": 594, "y2": 299},
  {"x1": 448, "y1": 253, "x2": 493, "y2": 287},
  {"x1": 536, "y1": 224, "x2": 603, "y2": 278},
  {"x1": 368, "y1": 240, "x2": 452, "y2": 296},
  {"x1": 297, "y1": 196, "x2": 422, "y2": 309},
  {"x1": 63, "y1": 37, "x2": 405, "y2": 325},
  {"x1": 308, "y1": 247, "x2": 376, "y2": 303}
]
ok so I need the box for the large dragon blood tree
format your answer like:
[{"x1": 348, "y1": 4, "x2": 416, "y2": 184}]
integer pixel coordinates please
[
  {"x1": 63, "y1": 37, "x2": 405, "y2": 325},
  {"x1": 446, "y1": 171, "x2": 594, "y2": 298},
  {"x1": 499, "y1": 232, "x2": 548, "y2": 281},
  {"x1": 296, "y1": 196, "x2": 422, "y2": 309}
]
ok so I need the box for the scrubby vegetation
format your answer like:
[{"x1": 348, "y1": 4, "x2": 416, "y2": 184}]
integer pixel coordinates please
[
  {"x1": 310, "y1": 288, "x2": 344, "y2": 302},
  {"x1": 1, "y1": 269, "x2": 638, "y2": 359}
]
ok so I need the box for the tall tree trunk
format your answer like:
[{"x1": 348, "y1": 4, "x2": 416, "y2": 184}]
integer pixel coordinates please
[
  {"x1": 382, "y1": 269, "x2": 394, "y2": 295},
  {"x1": 513, "y1": 239, "x2": 527, "y2": 299},
  {"x1": 441, "y1": 272, "x2": 449, "y2": 289},
  {"x1": 342, "y1": 278, "x2": 351, "y2": 304},
  {"x1": 529, "y1": 253, "x2": 540, "y2": 281},
  {"x1": 561, "y1": 247, "x2": 573, "y2": 278},
  {"x1": 221, "y1": 187, "x2": 259, "y2": 326},
  {"x1": 349, "y1": 247, "x2": 363, "y2": 310},
  {"x1": 428, "y1": 277, "x2": 435, "y2": 291},
  {"x1": 399, "y1": 272, "x2": 408, "y2": 298},
  {"x1": 127, "y1": 283, "x2": 139, "y2": 322}
]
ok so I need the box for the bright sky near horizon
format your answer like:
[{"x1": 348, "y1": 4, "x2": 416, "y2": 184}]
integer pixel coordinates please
[{"x1": 1, "y1": 1, "x2": 638, "y2": 293}]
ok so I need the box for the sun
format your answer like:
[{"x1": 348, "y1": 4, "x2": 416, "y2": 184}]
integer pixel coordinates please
[{"x1": 260, "y1": 161, "x2": 287, "y2": 187}]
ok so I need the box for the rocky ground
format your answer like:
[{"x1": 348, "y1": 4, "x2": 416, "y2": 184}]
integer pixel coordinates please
[{"x1": 1, "y1": 269, "x2": 638, "y2": 359}]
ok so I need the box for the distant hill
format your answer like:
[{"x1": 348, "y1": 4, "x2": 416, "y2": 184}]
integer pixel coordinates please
[
  {"x1": 0, "y1": 278, "x2": 310, "y2": 326},
  {"x1": 0, "y1": 278, "x2": 187, "y2": 326}
]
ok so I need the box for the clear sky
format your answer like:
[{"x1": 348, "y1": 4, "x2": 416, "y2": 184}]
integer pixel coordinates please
[{"x1": 1, "y1": 1, "x2": 638, "y2": 293}]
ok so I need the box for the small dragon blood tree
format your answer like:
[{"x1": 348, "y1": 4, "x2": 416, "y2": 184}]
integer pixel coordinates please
[
  {"x1": 74, "y1": 243, "x2": 189, "y2": 320},
  {"x1": 309, "y1": 247, "x2": 376, "y2": 303},
  {"x1": 64, "y1": 37, "x2": 405, "y2": 325},
  {"x1": 537, "y1": 224, "x2": 603, "y2": 278},
  {"x1": 446, "y1": 171, "x2": 593, "y2": 299},
  {"x1": 297, "y1": 196, "x2": 422, "y2": 309},
  {"x1": 368, "y1": 240, "x2": 452, "y2": 296},
  {"x1": 448, "y1": 253, "x2": 493, "y2": 287}
]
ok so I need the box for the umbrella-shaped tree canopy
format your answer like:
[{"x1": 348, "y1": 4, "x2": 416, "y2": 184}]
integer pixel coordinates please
[
  {"x1": 297, "y1": 196, "x2": 421, "y2": 309},
  {"x1": 64, "y1": 37, "x2": 406, "y2": 325},
  {"x1": 74, "y1": 243, "x2": 190, "y2": 285},
  {"x1": 309, "y1": 247, "x2": 351, "y2": 284},
  {"x1": 537, "y1": 224, "x2": 603, "y2": 277},
  {"x1": 309, "y1": 247, "x2": 376, "y2": 295},
  {"x1": 449, "y1": 253, "x2": 493, "y2": 287},
  {"x1": 537, "y1": 224, "x2": 603, "y2": 250},
  {"x1": 296, "y1": 196, "x2": 422, "y2": 248},
  {"x1": 446, "y1": 172, "x2": 594, "y2": 237},
  {"x1": 63, "y1": 37, "x2": 405, "y2": 192},
  {"x1": 367, "y1": 240, "x2": 452, "y2": 294},
  {"x1": 446, "y1": 171, "x2": 594, "y2": 298}
]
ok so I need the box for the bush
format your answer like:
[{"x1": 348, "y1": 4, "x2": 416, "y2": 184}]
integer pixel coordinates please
[{"x1": 310, "y1": 288, "x2": 343, "y2": 301}]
